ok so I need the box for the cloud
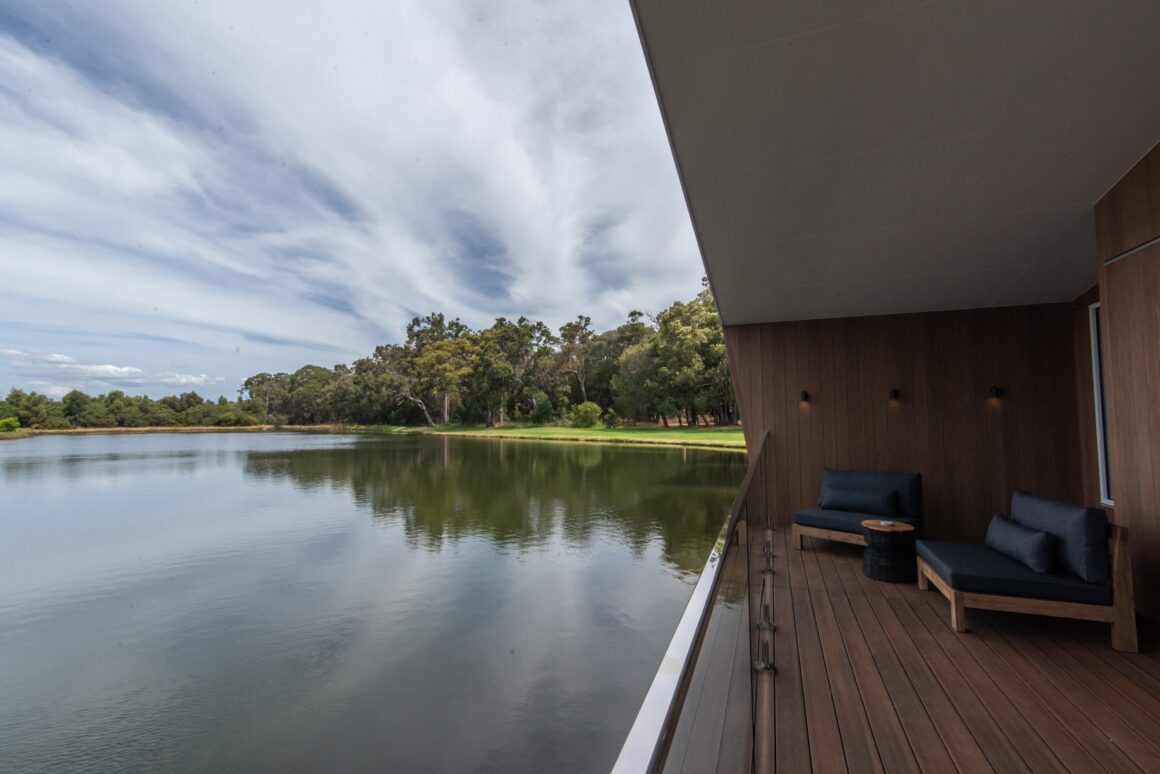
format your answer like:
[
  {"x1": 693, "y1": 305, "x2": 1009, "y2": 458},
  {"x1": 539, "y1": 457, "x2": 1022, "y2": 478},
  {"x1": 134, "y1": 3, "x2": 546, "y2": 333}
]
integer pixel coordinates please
[
  {"x1": 1, "y1": 350, "x2": 223, "y2": 394},
  {"x1": 0, "y1": 1, "x2": 703, "y2": 398},
  {"x1": 26, "y1": 382, "x2": 72, "y2": 398},
  {"x1": 56, "y1": 364, "x2": 145, "y2": 380}
]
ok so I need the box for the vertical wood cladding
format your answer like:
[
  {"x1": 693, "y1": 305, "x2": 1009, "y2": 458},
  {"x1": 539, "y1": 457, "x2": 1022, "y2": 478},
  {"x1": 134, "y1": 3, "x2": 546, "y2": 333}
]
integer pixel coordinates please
[
  {"x1": 1095, "y1": 143, "x2": 1160, "y2": 262},
  {"x1": 725, "y1": 305, "x2": 1084, "y2": 541},
  {"x1": 1097, "y1": 140, "x2": 1160, "y2": 618}
]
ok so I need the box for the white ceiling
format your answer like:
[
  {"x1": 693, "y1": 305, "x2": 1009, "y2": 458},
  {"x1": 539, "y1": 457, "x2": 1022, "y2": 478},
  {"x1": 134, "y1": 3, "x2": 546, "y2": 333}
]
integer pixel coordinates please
[{"x1": 631, "y1": 0, "x2": 1160, "y2": 325}]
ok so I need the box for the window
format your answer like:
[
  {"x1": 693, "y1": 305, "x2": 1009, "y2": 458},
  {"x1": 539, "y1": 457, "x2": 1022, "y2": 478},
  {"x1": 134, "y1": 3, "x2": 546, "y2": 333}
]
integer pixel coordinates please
[{"x1": 1089, "y1": 303, "x2": 1114, "y2": 506}]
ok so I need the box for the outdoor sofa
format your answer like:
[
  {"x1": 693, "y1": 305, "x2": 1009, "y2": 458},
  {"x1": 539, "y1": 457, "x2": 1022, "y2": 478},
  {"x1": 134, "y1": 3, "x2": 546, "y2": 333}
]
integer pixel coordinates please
[
  {"x1": 791, "y1": 467, "x2": 923, "y2": 549},
  {"x1": 917, "y1": 491, "x2": 1137, "y2": 651}
]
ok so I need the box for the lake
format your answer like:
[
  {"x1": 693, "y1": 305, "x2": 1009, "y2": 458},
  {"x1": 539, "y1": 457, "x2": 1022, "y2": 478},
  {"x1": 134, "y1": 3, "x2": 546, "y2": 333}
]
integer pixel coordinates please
[{"x1": 0, "y1": 432, "x2": 745, "y2": 773}]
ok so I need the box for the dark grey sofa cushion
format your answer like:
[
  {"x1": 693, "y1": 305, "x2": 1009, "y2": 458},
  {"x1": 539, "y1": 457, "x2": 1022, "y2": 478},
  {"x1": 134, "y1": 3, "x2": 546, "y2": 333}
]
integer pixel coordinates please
[
  {"x1": 820, "y1": 468, "x2": 922, "y2": 523},
  {"x1": 1011, "y1": 492, "x2": 1108, "y2": 583},
  {"x1": 818, "y1": 485, "x2": 897, "y2": 518},
  {"x1": 793, "y1": 507, "x2": 917, "y2": 534},
  {"x1": 917, "y1": 540, "x2": 1112, "y2": 606},
  {"x1": 986, "y1": 514, "x2": 1054, "y2": 573}
]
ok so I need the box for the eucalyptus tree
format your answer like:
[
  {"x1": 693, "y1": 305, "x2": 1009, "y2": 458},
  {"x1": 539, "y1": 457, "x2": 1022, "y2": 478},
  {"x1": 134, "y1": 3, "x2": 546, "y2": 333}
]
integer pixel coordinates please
[
  {"x1": 406, "y1": 313, "x2": 472, "y2": 424},
  {"x1": 463, "y1": 325, "x2": 514, "y2": 427},
  {"x1": 357, "y1": 344, "x2": 437, "y2": 426},
  {"x1": 558, "y1": 314, "x2": 594, "y2": 403},
  {"x1": 588, "y1": 310, "x2": 652, "y2": 410},
  {"x1": 242, "y1": 372, "x2": 291, "y2": 418}
]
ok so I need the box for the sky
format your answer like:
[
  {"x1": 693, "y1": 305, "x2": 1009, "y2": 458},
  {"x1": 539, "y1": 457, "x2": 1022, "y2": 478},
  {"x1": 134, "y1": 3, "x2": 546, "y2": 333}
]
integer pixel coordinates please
[{"x1": 0, "y1": 0, "x2": 702, "y2": 399}]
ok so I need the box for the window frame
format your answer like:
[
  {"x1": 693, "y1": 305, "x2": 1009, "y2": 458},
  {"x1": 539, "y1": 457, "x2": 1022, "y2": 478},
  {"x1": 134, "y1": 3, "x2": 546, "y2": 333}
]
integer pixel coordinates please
[{"x1": 1089, "y1": 302, "x2": 1114, "y2": 507}]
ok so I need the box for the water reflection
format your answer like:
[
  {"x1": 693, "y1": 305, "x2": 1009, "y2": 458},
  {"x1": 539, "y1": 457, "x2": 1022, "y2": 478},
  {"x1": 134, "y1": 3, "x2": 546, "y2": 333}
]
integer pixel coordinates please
[{"x1": 243, "y1": 435, "x2": 744, "y2": 574}]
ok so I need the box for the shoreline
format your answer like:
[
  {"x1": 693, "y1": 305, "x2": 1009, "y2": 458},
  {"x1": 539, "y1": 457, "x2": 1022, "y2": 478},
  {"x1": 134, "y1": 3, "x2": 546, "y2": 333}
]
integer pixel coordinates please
[
  {"x1": 411, "y1": 427, "x2": 746, "y2": 450},
  {"x1": 1, "y1": 423, "x2": 748, "y2": 450}
]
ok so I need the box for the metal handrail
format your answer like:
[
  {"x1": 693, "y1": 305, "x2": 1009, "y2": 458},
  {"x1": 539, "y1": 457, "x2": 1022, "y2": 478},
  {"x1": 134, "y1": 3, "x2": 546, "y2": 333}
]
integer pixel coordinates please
[{"x1": 612, "y1": 432, "x2": 768, "y2": 773}]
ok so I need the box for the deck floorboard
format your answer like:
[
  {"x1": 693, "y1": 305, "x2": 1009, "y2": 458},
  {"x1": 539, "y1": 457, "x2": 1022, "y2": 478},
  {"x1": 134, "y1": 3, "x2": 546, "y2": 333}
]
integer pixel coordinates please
[
  {"x1": 752, "y1": 535, "x2": 1160, "y2": 772},
  {"x1": 667, "y1": 530, "x2": 1160, "y2": 773}
]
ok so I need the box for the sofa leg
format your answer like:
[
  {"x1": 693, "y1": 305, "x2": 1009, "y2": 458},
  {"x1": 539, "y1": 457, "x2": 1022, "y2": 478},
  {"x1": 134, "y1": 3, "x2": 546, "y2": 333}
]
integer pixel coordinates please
[
  {"x1": 916, "y1": 559, "x2": 929, "y2": 591},
  {"x1": 791, "y1": 524, "x2": 802, "y2": 550},
  {"x1": 1112, "y1": 614, "x2": 1139, "y2": 653},
  {"x1": 950, "y1": 591, "x2": 966, "y2": 633}
]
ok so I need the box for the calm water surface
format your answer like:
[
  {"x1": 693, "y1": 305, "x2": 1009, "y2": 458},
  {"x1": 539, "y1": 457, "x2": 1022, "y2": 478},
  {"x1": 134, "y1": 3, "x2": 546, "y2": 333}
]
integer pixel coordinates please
[{"x1": 0, "y1": 432, "x2": 745, "y2": 773}]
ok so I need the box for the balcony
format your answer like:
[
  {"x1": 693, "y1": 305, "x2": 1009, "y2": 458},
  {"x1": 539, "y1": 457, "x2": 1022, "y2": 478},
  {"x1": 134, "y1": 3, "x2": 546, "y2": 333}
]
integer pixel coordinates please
[{"x1": 619, "y1": 438, "x2": 1160, "y2": 772}]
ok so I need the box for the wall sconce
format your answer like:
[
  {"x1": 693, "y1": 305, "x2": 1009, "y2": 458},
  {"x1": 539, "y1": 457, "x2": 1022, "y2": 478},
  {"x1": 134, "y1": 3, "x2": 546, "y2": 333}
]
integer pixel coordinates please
[
  {"x1": 800, "y1": 390, "x2": 810, "y2": 403},
  {"x1": 888, "y1": 388, "x2": 900, "y2": 401},
  {"x1": 989, "y1": 386, "x2": 1002, "y2": 399}
]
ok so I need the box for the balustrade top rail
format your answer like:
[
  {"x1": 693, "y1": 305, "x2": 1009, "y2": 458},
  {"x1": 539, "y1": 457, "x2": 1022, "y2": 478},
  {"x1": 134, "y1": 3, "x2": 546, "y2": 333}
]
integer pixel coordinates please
[{"x1": 613, "y1": 433, "x2": 767, "y2": 773}]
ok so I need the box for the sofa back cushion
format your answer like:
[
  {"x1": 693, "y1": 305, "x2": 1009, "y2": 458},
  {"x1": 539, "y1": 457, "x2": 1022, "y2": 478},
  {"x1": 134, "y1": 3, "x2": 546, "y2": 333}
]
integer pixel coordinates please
[
  {"x1": 820, "y1": 468, "x2": 923, "y2": 522},
  {"x1": 1011, "y1": 491, "x2": 1108, "y2": 583},
  {"x1": 986, "y1": 514, "x2": 1055, "y2": 573},
  {"x1": 818, "y1": 485, "x2": 897, "y2": 518}
]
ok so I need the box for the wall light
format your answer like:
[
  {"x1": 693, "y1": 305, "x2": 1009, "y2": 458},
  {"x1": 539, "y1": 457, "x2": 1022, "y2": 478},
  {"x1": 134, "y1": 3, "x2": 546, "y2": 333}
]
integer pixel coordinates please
[
  {"x1": 888, "y1": 388, "x2": 900, "y2": 401},
  {"x1": 800, "y1": 390, "x2": 809, "y2": 403},
  {"x1": 989, "y1": 386, "x2": 1002, "y2": 399}
]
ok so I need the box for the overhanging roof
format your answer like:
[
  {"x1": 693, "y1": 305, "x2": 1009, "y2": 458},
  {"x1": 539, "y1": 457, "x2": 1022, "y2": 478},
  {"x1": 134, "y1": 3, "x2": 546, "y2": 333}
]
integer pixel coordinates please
[{"x1": 631, "y1": 1, "x2": 1160, "y2": 325}]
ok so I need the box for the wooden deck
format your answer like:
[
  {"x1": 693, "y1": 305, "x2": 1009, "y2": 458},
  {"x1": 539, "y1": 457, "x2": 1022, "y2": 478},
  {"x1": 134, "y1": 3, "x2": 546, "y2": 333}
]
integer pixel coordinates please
[{"x1": 665, "y1": 526, "x2": 1160, "y2": 772}]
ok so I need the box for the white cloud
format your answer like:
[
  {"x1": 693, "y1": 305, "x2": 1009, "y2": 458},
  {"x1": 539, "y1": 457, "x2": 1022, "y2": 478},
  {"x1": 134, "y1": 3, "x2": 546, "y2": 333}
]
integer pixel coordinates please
[
  {"x1": 56, "y1": 364, "x2": 145, "y2": 379},
  {"x1": 156, "y1": 373, "x2": 223, "y2": 387},
  {"x1": 26, "y1": 382, "x2": 72, "y2": 398},
  {"x1": 1, "y1": 350, "x2": 224, "y2": 394},
  {"x1": 0, "y1": 1, "x2": 704, "y2": 397}
]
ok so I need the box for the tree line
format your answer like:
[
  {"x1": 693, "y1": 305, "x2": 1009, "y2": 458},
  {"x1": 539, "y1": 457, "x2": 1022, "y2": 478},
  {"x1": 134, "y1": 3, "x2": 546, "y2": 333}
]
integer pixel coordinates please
[{"x1": 1, "y1": 282, "x2": 737, "y2": 430}]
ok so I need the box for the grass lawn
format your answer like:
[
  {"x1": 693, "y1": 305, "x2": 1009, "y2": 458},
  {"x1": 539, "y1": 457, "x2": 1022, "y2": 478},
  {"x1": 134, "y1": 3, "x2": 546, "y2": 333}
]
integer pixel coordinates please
[
  {"x1": 407, "y1": 423, "x2": 747, "y2": 449},
  {"x1": 0, "y1": 423, "x2": 747, "y2": 450}
]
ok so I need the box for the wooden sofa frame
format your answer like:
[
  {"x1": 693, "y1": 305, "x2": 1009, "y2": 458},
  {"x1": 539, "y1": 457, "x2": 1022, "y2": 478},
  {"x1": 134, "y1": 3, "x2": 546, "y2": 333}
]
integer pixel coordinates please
[
  {"x1": 791, "y1": 523, "x2": 867, "y2": 549},
  {"x1": 917, "y1": 524, "x2": 1138, "y2": 652}
]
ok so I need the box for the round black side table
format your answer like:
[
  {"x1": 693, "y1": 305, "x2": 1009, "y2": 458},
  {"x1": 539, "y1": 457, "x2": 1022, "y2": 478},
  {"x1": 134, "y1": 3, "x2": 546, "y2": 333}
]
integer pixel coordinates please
[{"x1": 861, "y1": 520, "x2": 917, "y2": 583}]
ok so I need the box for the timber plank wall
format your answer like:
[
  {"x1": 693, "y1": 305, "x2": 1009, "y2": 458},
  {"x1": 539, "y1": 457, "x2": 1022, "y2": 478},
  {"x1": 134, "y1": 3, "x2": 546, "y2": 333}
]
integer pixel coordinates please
[
  {"x1": 724, "y1": 304, "x2": 1086, "y2": 542},
  {"x1": 1096, "y1": 140, "x2": 1160, "y2": 619}
]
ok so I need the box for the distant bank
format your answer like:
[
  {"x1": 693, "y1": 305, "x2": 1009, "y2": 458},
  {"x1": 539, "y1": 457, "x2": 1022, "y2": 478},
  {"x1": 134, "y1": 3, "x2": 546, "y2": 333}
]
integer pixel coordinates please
[
  {"x1": 415, "y1": 424, "x2": 746, "y2": 449},
  {"x1": 1, "y1": 423, "x2": 747, "y2": 450}
]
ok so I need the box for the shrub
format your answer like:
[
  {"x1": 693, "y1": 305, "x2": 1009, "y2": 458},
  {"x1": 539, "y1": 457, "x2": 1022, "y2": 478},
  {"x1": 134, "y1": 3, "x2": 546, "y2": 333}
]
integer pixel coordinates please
[
  {"x1": 530, "y1": 400, "x2": 557, "y2": 425},
  {"x1": 569, "y1": 401, "x2": 602, "y2": 428},
  {"x1": 216, "y1": 409, "x2": 258, "y2": 427},
  {"x1": 0, "y1": 417, "x2": 19, "y2": 432},
  {"x1": 602, "y1": 408, "x2": 620, "y2": 428},
  {"x1": 37, "y1": 417, "x2": 73, "y2": 430}
]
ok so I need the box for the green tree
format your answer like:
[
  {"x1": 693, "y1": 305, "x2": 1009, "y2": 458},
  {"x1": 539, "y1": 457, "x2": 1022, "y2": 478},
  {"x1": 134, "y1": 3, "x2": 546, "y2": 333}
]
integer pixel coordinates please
[
  {"x1": 286, "y1": 365, "x2": 338, "y2": 424},
  {"x1": 612, "y1": 341, "x2": 660, "y2": 423},
  {"x1": 558, "y1": 315, "x2": 594, "y2": 404},
  {"x1": 242, "y1": 373, "x2": 290, "y2": 418},
  {"x1": 61, "y1": 390, "x2": 91, "y2": 424},
  {"x1": 406, "y1": 313, "x2": 472, "y2": 424},
  {"x1": 588, "y1": 310, "x2": 652, "y2": 409},
  {"x1": 462, "y1": 326, "x2": 514, "y2": 427}
]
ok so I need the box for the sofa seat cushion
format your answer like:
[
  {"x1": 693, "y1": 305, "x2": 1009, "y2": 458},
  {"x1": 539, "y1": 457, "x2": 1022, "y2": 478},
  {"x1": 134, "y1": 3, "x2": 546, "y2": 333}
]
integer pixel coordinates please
[
  {"x1": 1011, "y1": 492, "x2": 1108, "y2": 583},
  {"x1": 917, "y1": 540, "x2": 1112, "y2": 606},
  {"x1": 794, "y1": 507, "x2": 916, "y2": 534}
]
